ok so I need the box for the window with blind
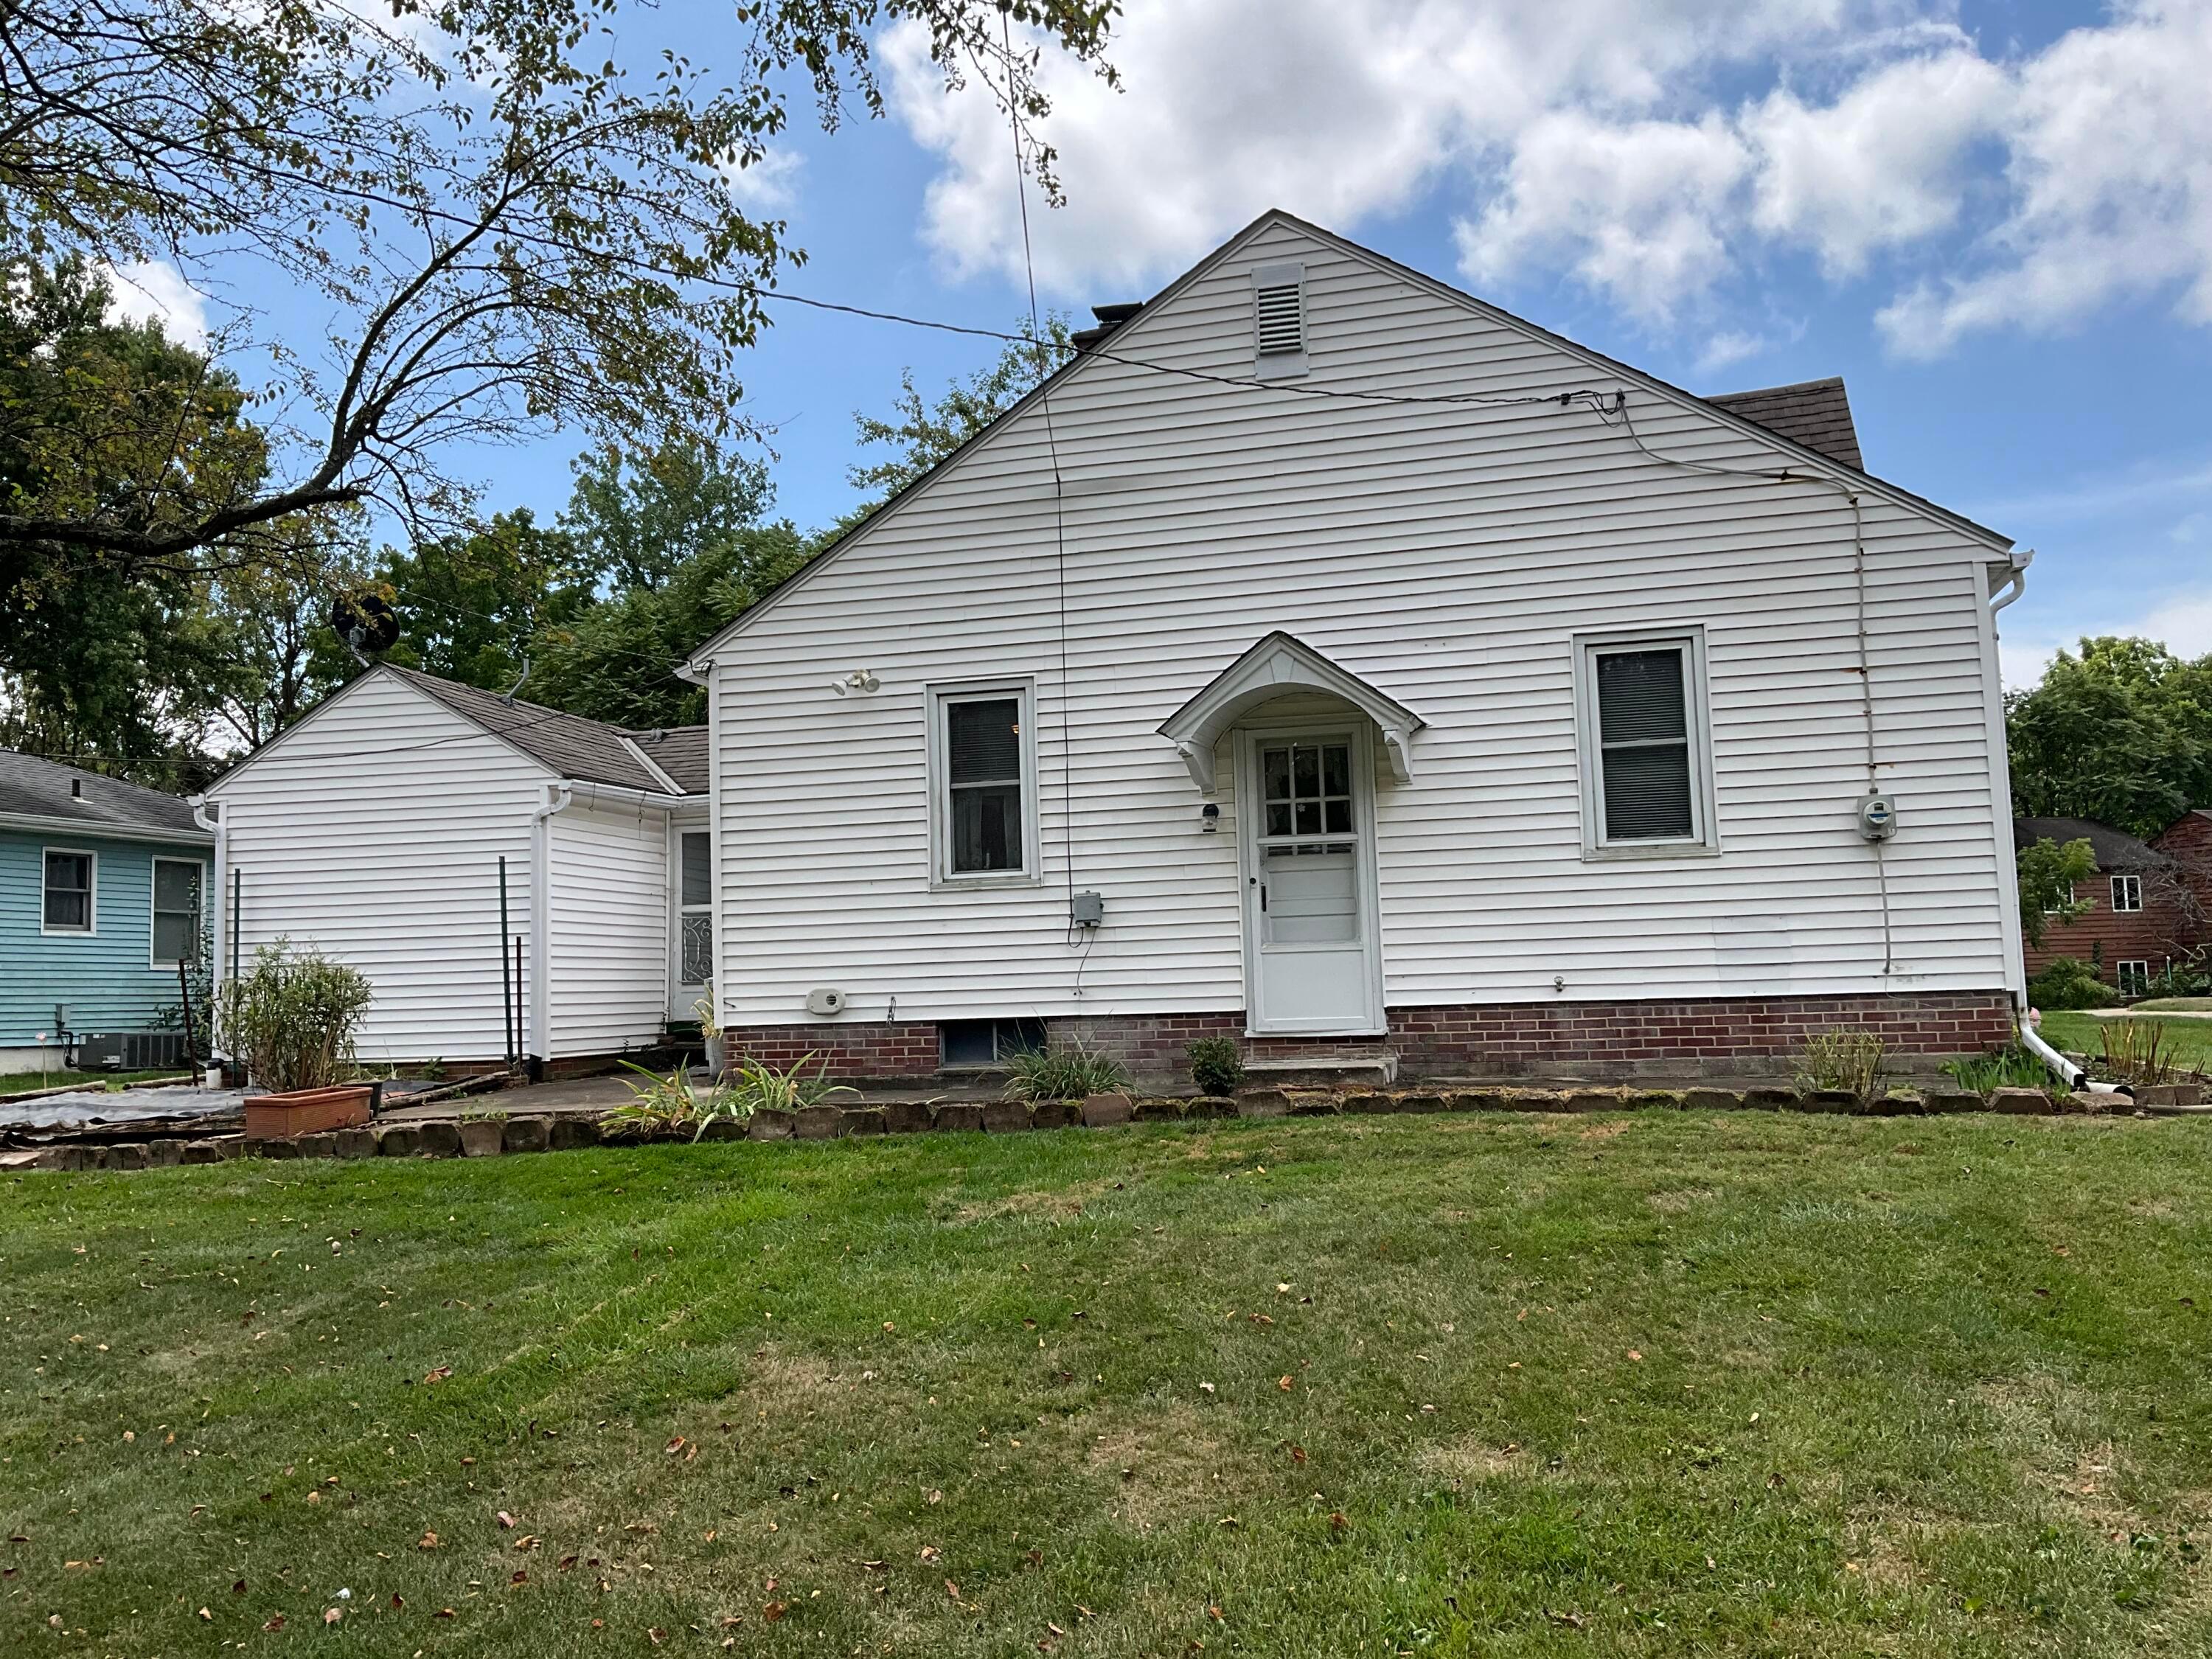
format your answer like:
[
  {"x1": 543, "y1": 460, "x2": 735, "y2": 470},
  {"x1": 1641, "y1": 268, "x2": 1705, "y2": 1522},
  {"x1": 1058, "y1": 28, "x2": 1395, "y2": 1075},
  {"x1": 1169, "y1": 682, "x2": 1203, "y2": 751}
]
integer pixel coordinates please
[
  {"x1": 43, "y1": 849, "x2": 94, "y2": 932},
  {"x1": 1576, "y1": 631, "x2": 1717, "y2": 856},
  {"x1": 151, "y1": 858, "x2": 203, "y2": 965},
  {"x1": 931, "y1": 684, "x2": 1035, "y2": 882}
]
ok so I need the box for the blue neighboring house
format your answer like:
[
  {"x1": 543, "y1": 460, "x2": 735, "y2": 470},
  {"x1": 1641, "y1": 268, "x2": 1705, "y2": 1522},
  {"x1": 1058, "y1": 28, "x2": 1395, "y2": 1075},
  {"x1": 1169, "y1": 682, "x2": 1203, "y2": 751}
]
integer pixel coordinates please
[{"x1": 0, "y1": 751, "x2": 215, "y2": 1074}]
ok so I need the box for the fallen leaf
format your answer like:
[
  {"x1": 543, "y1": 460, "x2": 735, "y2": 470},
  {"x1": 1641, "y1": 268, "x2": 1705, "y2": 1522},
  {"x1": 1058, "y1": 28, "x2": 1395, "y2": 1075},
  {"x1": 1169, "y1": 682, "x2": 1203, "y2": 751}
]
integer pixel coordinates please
[
  {"x1": 1329, "y1": 1512, "x2": 1349, "y2": 1533},
  {"x1": 514, "y1": 1535, "x2": 540, "y2": 1551},
  {"x1": 262, "y1": 1615, "x2": 286, "y2": 1632},
  {"x1": 418, "y1": 1531, "x2": 440, "y2": 1550},
  {"x1": 1290, "y1": 1444, "x2": 1307, "y2": 1466},
  {"x1": 1208, "y1": 1604, "x2": 1223, "y2": 1621},
  {"x1": 434, "y1": 1607, "x2": 456, "y2": 1619},
  {"x1": 665, "y1": 1437, "x2": 686, "y2": 1455},
  {"x1": 422, "y1": 1366, "x2": 452, "y2": 1384},
  {"x1": 1627, "y1": 1350, "x2": 1643, "y2": 1362},
  {"x1": 557, "y1": 1555, "x2": 579, "y2": 1572},
  {"x1": 197, "y1": 1607, "x2": 212, "y2": 1621},
  {"x1": 323, "y1": 1607, "x2": 341, "y2": 1625},
  {"x1": 496, "y1": 1511, "x2": 516, "y2": 1528},
  {"x1": 511, "y1": 1571, "x2": 527, "y2": 1586},
  {"x1": 919, "y1": 1546, "x2": 941, "y2": 1563},
  {"x1": 1278, "y1": 1376, "x2": 1293, "y2": 1392},
  {"x1": 762, "y1": 1602, "x2": 786, "y2": 1622},
  {"x1": 648, "y1": 1627, "x2": 665, "y2": 1645},
  {"x1": 946, "y1": 1579, "x2": 961, "y2": 1601},
  {"x1": 390, "y1": 1595, "x2": 404, "y2": 1610},
  {"x1": 1199, "y1": 1382, "x2": 1215, "y2": 1394}
]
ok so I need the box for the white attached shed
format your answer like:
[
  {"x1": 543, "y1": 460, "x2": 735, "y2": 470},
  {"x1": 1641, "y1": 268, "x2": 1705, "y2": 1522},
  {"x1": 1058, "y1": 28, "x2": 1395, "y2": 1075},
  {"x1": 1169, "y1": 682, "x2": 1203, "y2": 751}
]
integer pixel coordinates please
[{"x1": 198, "y1": 666, "x2": 711, "y2": 1071}]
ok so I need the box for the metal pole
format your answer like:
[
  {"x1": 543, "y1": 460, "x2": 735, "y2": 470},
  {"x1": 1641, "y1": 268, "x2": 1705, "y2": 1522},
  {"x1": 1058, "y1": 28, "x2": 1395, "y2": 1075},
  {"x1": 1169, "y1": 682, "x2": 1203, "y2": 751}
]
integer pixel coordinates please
[
  {"x1": 498, "y1": 855, "x2": 514, "y2": 1073},
  {"x1": 230, "y1": 866, "x2": 241, "y2": 982}
]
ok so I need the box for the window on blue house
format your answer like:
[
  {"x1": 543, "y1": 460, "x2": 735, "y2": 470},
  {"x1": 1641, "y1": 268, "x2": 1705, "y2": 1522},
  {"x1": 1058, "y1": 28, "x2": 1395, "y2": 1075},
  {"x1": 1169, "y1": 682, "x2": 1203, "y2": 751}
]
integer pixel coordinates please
[
  {"x1": 153, "y1": 858, "x2": 203, "y2": 966},
  {"x1": 43, "y1": 850, "x2": 93, "y2": 932}
]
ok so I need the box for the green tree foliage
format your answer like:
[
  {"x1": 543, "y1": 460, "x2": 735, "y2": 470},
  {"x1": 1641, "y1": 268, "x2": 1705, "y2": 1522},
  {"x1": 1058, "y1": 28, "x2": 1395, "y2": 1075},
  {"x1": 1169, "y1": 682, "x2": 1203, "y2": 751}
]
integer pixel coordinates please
[
  {"x1": 0, "y1": 0, "x2": 1117, "y2": 570},
  {"x1": 534, "y1": 524, "x2": 812, "y2": 729},
  {"x1": 366, "y1": 511, "x2": 597, "y2": 694},
  {"x1": 846, "y1": 314, "x2": 1074, "y2": 509},
  {"x1": 563, "y1": 443, "x2": 773, "y2": 594},
  {"x1": 2007, "y1": 636, "x2": 2212, "y2": 838},
  {"x1": 2017, "y1": 835, "x2": 2097, "y2": 950},
  {"x1": 0, "y1": 257, "x2": 268, "y2": 780},
  {"x1": 196, "y1": 509, "x2": 370, "y2": 750}
]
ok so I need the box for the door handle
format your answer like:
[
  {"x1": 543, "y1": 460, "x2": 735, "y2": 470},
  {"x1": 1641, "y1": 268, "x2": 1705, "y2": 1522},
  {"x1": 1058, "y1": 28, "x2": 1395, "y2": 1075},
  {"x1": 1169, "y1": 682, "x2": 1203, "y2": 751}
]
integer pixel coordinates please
[{"x1": 1259, "y1": 883, "x2": 1267, "y2": 914}]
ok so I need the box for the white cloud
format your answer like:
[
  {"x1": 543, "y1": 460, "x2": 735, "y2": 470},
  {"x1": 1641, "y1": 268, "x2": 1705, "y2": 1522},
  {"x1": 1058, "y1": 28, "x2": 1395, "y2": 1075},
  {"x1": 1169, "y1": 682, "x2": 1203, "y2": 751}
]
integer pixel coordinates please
[
  {"x1": 722, "y1": 147, "x2": 806, "y2": 210},
  {"x1": 1877, "y1": 1, "x2": 2212, "y2": 356},
  {"x1": 1695, "y1": 329, "x2": 1766, "y2": 375},
  {"x1": 886, "y1": 0, "x2": 2212, "y2": 358},
  {"x1": 99, "y1": 260, "x2": 209, "y2": 351}
]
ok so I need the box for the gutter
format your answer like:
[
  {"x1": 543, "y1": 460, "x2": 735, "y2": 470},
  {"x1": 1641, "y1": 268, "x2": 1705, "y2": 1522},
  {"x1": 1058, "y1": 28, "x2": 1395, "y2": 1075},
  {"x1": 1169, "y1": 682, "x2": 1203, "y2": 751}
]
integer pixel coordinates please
[
  {"x1": 0, "y1": 810, "x2": 213, "y2": 847},
  {"x1": 1989, "y1": 547, "x2": 2034, "y2": 613},
  {"x1": 526, "y1": 782, "x2": 574, "y2": 1075},
  {"x1": 2015, "y1": 1012, "x2": 2127, "y2": 1097}
]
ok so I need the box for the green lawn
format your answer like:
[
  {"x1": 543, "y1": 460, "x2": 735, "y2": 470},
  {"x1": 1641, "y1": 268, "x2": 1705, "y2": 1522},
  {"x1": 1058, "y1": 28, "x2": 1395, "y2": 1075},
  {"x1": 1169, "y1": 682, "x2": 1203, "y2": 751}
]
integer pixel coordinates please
[
  {"x1": 2039, "y1": 1011, "x2": 2212, "y2": 1074},
  {"x1": 0, "y1": 1068, "x2": 189, "y2": 1098},
  {"x1": 6, "y1": 1113, "x2": 2211, "y2": 1656}
]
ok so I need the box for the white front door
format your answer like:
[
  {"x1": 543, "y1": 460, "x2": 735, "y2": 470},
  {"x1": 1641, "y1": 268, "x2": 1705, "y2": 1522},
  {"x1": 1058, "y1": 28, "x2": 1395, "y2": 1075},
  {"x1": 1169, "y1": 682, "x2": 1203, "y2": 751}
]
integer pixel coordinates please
[{"x1": 1239, "y1": 728, "x2": 1384, "y2": 1035}]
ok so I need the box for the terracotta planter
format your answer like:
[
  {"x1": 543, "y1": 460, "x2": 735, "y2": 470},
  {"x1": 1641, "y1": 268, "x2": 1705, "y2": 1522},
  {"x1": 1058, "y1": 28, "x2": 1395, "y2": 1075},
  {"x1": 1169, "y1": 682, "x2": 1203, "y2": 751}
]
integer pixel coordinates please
[{"x1": 244, "y1": 1085, "x2": 373, "y2": 1141}]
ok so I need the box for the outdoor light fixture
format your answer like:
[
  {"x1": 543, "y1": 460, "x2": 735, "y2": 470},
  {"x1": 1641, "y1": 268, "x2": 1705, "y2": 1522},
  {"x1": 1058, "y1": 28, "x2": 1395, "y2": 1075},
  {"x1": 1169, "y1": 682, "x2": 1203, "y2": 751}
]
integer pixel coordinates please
[{"x1": 1200, "y1": 802, "x2": 1221, "y2": 832}]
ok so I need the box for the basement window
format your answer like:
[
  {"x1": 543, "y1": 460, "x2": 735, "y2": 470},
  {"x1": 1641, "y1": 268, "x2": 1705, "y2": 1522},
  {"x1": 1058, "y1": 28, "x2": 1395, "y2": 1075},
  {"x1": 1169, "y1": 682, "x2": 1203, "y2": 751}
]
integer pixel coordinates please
[
  {"x1": 2118, "y1": 959, "x2": 2150, "y2": 997},
  {"x1": 940, "y1": 1018, "x2": 1046, "y2": 1068},
  {"x1": 1251, "y1": 261, "x2": 1307, "y2": 379}
]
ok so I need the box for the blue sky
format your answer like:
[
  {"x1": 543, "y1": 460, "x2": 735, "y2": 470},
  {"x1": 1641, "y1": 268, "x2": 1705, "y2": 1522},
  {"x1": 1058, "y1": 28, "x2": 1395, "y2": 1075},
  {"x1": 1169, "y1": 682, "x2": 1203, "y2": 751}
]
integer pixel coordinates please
[{"x1": 107, "y1": 1, "x2": 2212, "y2": 686}]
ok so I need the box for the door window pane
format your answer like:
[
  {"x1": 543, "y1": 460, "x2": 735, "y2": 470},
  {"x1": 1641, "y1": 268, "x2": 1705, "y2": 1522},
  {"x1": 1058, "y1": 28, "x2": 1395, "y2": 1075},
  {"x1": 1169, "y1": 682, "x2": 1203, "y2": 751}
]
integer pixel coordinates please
[
  {"x1": 1259, "y1": 742, "x2": 1354, "y2": 841},
  {"x1": 44, "y1": 852, "x2": 91, "y2": 931},
  {"x1": 680, "y1": 832, "x2": 712, "y2": 908}
]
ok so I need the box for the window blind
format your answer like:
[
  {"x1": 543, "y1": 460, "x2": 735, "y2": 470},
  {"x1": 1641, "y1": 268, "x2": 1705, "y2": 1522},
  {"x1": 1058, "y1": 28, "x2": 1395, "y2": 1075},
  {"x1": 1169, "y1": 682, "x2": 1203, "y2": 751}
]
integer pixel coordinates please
[{"x1": 1596, "y1": 648, "x2": 1694, "y2": 841}]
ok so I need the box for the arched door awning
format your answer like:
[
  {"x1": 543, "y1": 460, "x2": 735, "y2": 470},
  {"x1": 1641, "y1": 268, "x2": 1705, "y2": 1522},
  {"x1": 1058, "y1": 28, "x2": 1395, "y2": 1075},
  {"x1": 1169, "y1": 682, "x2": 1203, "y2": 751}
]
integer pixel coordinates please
[{"x1": 1156, "y1": 630, "x2": 1425, "y2": 797}]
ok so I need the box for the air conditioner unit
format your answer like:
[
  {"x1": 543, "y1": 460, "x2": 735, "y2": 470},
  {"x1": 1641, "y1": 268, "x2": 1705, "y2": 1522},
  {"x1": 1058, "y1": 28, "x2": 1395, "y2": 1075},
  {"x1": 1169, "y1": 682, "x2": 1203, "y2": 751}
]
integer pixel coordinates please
[{"x1": 74, "y1": 1030, "x2": 188, "y2": 1072}]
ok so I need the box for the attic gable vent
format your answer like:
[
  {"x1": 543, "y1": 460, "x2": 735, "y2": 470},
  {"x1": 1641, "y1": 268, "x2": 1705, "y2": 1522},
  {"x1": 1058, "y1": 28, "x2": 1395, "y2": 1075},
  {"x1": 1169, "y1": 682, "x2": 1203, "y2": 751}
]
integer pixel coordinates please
[{"x1": 1251, "y1": 261, "x2": 1307, "y2": 379}]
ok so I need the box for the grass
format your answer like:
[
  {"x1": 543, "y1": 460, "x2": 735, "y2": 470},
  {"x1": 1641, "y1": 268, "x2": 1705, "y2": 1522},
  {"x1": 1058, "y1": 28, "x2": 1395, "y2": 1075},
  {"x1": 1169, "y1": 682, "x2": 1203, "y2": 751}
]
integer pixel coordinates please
[
  {"x1": 2039, "y1": 1012, "x2": 2212, "y2": 1075},
  {"x1": 5, "y1": 1112, "x2": 2212, "y2": 1655},
  {"x1": 0, "y1": 1068, "x2": 189, "y2": 1098}
]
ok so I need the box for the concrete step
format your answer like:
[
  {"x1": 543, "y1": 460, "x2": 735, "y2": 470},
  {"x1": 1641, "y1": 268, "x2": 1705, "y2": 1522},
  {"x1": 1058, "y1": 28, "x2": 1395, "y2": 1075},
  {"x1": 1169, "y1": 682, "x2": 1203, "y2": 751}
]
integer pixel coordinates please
[{"x1": 1242, "y1": 1052, "x2": 1398, "y2": 1088}]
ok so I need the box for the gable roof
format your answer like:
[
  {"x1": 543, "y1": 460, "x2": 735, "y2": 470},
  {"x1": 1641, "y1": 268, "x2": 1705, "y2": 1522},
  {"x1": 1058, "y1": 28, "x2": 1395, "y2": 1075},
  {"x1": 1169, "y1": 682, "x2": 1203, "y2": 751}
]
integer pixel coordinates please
[
  {"x1": 684, "y1": 209, "x2": 2011, "y2": 668},
  {"x1": 383, "y1": 668, "x2": 703, "y2": 796},
  {"x1": 0, "y1": 750, "x2": 211, "y2": 841},
  {"x1": 1706, "y1": 378, "x2": 1863, "y2": 470},
  {"x1": 2012, "y1": 816, "x2": 2173, "y2": 871}
]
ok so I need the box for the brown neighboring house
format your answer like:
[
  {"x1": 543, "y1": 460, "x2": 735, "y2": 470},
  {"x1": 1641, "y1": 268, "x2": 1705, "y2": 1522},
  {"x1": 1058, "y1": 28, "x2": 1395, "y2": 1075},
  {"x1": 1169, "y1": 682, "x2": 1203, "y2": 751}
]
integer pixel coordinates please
[{"x1": 2014, "y1": 815, "x2": 2206, "y2": 996}]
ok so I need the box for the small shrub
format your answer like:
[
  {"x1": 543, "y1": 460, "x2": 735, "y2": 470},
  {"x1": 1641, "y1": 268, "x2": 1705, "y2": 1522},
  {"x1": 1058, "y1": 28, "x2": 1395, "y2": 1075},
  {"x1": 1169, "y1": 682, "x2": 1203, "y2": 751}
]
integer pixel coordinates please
[
  {"x1": 1187, "y1": 1036, "x2": 1244, "y2": 1096},
  {"x1": 218, "y1": 938, "x2": 374, "y2": 1093},
  {"x1": 602, "y1": 1062, "x2": 716, "y2": 1140},
  {"x1": 717, "y1": 1054, "x2": 852, "y2": 1121},
  {"x1": 1796, "y1": 1029, "x2": 1885, "y2": 1099},
  {"x1": 1944, "y1": 1043, "x2": 2060, "y2": 1093},
  {"x1": 1004, "y1": 1042, "x2": 1128, "y2": 1102},
  {"x1": 2028, "y1": 956, "x2": 2118, "y2": 1011}
]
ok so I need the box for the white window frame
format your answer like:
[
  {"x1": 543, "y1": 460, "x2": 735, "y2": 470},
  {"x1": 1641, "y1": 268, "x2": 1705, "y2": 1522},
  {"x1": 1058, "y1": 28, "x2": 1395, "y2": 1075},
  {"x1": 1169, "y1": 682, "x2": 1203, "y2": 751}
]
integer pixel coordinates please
[
  {"x1": 2110, "y1": 873, "x2": 2143, "y2": 914},
  {"x1": 2117, "y1": 959, "x2": 2151, "y2": 998},
  {"x1": 150, "y1": 856, "x2": 205, "y2": 969},
  {"x1": 1572, "y1": 627, "x2": 1720, "y2": 860},
  {"x1": 41, "y1": 846, "x2": 97, "y2": 935},
  {"x1": 2044, "y1": 881, "x2": 2076, "y2": 918},
  {"x1": 1251, "y1": 260, "x2": 1309, "y2": 380},
  {"x1": 926, "y1": 678, "x2": 1040, "y2": 889}
]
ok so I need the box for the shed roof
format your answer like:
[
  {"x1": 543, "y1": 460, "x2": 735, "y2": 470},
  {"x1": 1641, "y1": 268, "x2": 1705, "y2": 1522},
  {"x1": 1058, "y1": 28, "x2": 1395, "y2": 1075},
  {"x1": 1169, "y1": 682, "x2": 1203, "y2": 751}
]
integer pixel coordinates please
[
  {"x1": 1705, "y1": 378, "x2": 1863, "y2": 470},
  {"x1": 386, "y1": 667, "x2": 705, "y2": 796},
  {"x1": 0, "y1": 750, "x2": 210, "y2": 840},
  {"x1": 2012, "y1": 816, "x2": 2173, "y2": 871}
]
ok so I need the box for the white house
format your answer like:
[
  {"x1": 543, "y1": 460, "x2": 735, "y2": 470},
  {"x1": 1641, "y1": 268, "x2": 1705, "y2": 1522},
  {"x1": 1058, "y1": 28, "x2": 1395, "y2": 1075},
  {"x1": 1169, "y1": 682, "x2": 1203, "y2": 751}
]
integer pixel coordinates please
[
  {"x1": 677, "y1": 210, "x2": 2029, "y2": 1081},
  {"x1": 199, "y1": 665, "x2": 709, "y2": 1071}
]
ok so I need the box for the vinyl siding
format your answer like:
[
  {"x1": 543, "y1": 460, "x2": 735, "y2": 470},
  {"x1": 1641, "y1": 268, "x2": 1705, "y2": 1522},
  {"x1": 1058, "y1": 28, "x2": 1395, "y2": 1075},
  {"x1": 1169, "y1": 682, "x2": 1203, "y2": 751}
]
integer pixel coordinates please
[
  {"x1": 0, "y1": 832, "x2": 209, "y2": 1047},
  {"x1": 702, "y1": 218, "x2": 2017, "y2": 1028},
  {"x1": 206, "y1": 672, "x2": 546, "y2": 1063},
  {"x1": 547, "y1": 801, "x2": 669, "y2": 1057}
]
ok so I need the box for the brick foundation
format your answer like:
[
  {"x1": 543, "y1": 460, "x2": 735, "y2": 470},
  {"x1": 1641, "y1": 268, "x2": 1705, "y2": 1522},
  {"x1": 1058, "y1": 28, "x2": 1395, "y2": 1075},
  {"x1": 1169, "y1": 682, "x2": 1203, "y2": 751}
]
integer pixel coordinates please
[{"x1": 723, "y1": 991, "x2": 2016, "y2": 1082}]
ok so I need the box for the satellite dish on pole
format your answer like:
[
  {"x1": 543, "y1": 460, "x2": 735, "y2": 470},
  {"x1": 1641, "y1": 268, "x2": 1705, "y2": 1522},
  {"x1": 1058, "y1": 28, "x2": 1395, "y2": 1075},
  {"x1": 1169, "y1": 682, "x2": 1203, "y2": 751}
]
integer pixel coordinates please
[{"x1": 329, "y1": 591, "x2": 400, "y2": 658}]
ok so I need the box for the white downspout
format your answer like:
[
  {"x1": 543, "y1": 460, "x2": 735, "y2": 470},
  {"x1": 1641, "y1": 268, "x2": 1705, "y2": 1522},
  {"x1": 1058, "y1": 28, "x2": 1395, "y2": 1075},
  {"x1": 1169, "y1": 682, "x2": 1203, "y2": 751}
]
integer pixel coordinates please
[
  {"x1": 190, "y1": 796, "x2": 226, "y2": 1066},
  {"x1": 529, "y1": 782, "x2": 574, "y2": 1075}
]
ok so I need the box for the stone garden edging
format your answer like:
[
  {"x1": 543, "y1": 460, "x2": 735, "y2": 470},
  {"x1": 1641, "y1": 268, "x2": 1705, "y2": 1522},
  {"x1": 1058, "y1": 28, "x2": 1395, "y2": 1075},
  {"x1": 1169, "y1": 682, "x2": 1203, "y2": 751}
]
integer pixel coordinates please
[{"x1": 16, "y1": 1079, "x2": 2207, "y2": 1172}]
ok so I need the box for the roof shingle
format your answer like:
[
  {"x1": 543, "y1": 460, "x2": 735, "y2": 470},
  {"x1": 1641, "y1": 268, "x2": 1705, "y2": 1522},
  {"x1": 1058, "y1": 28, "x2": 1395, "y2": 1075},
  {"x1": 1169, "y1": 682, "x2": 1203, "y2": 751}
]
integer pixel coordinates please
[
  {"x1": 1705, "y1": 377, "x2": 1865, "y2": 471},
  {"x1": 0, "y1": 751, "x2": 209, "y2": 838},
  {"x1": 387, "y1": 667, "x2": 705, "y2": 795}
]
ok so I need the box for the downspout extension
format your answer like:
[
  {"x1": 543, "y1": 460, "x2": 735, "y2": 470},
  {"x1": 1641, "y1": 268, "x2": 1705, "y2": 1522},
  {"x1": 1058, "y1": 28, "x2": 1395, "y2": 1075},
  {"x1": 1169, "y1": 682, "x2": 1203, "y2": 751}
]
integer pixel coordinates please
[{"x1": 528, "y1": 782, "x2": 574, "y2": 1079}]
